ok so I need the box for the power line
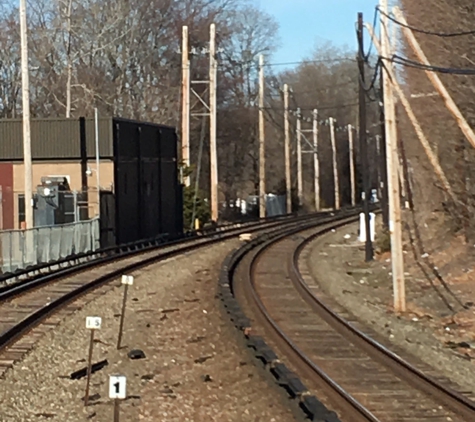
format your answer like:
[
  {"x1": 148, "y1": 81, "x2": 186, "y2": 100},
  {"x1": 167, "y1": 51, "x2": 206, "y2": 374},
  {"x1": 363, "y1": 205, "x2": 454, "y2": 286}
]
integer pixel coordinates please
[
  {"x1": 356, "y1": 20, "x2": 382, "y2": 102},
  {"x1": 389, "y1": 54, "x2": 475, "y2": 75},
  {"x1": 216, "y1": 57, "x2": 357, "y2": 70},
  {"x1": 377, "y1": 7, "x2": 475, "y2": 37},
  {"x1": 233, "y1": 100, "x2": 374, "y2": 112},
  {"x1": 262, "y1": 58, "x2": 357, "y2": 67},
  {"x1": 289, "y1": 79, "x2": 358, "y2": 94},
  {"x1": 356, "y1": 7, "x2": 380, "y2": 61}
]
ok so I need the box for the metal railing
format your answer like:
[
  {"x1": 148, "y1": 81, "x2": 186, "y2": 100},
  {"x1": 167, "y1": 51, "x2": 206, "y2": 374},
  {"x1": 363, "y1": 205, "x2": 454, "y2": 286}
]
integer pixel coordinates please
[{"x1": 0, "y1": 219, "x2": 100, "y2": 274}]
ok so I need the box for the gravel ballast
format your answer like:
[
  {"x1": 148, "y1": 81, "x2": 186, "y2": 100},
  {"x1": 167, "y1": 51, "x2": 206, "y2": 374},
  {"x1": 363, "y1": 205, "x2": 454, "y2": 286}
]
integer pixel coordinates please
[{"x1": 0, "y1": 241, "x2": 296, "y2": 421}]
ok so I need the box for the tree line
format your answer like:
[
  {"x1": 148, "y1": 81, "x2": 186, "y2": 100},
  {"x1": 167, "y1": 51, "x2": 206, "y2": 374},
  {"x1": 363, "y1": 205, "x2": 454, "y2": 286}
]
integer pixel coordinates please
[{"x1": 0, "y1": 0, "x2": 377, "y2": 221}]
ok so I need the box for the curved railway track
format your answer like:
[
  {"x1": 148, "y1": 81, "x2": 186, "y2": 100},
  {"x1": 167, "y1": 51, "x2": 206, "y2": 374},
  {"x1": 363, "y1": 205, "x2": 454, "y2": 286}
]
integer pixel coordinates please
[
  {"x1": 225, "y1": 215, "x2": 475, "y2": 421},
  {"x1": 0, "y1": 213, "x2": 300, "y2": 289},
  {"x1": 0, "y1": 213, "x2": 325, "y2": 378}
]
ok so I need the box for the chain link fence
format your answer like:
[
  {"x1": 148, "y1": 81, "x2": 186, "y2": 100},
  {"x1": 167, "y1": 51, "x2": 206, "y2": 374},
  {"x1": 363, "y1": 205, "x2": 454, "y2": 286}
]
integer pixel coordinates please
[{"x1": 0, "y1": 218, "x2": 100, "y2": 274}]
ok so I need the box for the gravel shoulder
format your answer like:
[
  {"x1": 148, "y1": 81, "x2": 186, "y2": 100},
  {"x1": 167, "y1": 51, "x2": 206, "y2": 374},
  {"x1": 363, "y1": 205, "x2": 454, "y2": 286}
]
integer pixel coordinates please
[
  {"x1": 0, "y1": 241, "x2": 295, "y2": 421},
  {"x1": 306, "y1": 218, "x2": 475, "y2": 397}
]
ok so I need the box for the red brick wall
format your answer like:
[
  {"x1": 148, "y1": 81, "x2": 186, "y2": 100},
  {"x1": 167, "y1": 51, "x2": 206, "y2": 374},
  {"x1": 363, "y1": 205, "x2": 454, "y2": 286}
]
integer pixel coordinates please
[{"x1": 0, "y1": 163, "x2": 14, "y2": 229}]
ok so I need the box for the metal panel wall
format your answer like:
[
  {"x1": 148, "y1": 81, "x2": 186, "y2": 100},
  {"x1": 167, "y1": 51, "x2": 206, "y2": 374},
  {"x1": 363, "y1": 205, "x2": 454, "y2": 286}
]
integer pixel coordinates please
[
  {"x1": 113, "y1": 120, "x2": 141, "y2": 245},
  {"x1": 110, "y1": 118, "x2": 181, "y2": 246},
  {"x1": 139, "y1": 124, "x2": 161, "y2": 238},
  {"x1": 99, "y1": 191, "x2": 116, "y2": 248},
  {"x1": 0, "y1": 118, "x2": 113, "y2": 160},
  {"x1": 159, "y1": 126, "x2": 179, "y2": 235}
]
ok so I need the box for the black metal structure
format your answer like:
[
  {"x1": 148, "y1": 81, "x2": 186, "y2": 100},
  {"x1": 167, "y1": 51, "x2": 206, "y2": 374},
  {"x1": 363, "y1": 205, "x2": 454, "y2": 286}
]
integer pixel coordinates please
[
  {"x1": 357, "y1": 12, "x2": 374, "y2": 261},
  {"x1": 99, "y1": 191, "x2": 116, "y2": 248},
  {"x1": 112, "y1": 118, "x2": 182, "y2": 246}
]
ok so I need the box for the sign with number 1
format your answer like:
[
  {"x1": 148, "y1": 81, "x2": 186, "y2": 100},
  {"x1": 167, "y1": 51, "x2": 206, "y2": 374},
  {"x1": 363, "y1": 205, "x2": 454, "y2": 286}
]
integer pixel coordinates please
[{"x1": 109, "y1": 375, "x2": 127, "y2": 399}]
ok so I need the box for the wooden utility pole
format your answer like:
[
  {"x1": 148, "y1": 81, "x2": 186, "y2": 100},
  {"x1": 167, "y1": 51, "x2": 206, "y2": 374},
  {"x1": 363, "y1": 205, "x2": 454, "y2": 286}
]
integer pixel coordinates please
[
  {"x1": 348, "y1": 124, "x2": 356, "y2": 207},
  {"x1": 380, "y1": 0, "x2": 405, "y2": 312},
  {"x1": 283, "y1": 84, "x2": 292, "y2": 214},
  {"x1": 209, "y1": 23, "x2": 219, "y2": 222},
  {"x1": 65, "y1": 0, "x2": 73, "y2": 118},
  {"x1": 296, "y1": 108, "x2": 303, "y2": 208},
  {"x1": 258, "y1": 55, "x2": 266, "y2": 219},
  {"x1": 181, "y1": 25, "x2": 191, "y2": 187},
  {"x1": 394, "y1": 7, "x2": 475, "y2": 151},
  {"x1": 94, "y1": 107, "x2": 100, "y2": 197},
  {"x1": 366, "y1": 23, "x2": 456, "y2": 204},
  {"x1": 357, "y1": 12, "x2": 373, "y2": 261},
  {"x1": 329, "y1": 117, "x2": 340, "y2": 210},
  {"x1": 378, "y1": 67, "x2": 389, "y2": 229},
  {"x1": 20, "y1": 0, "x2": 33, "y2": 230},
  {"x1": 313, "y1": 109, "x2": 320, "y2": 211}
]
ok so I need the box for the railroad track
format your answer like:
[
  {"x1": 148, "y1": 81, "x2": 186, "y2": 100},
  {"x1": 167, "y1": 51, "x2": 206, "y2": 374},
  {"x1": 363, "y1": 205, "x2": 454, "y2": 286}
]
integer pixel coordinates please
[
  {"x1": 0, "y1": 213, "x2": 301, "y2": 289},
  {"x1": 224, "y1": 213, "x2": 475, "y2": 421},
  {"x1": 0, "y1": 212, "x2": 326, "y2": 378}
]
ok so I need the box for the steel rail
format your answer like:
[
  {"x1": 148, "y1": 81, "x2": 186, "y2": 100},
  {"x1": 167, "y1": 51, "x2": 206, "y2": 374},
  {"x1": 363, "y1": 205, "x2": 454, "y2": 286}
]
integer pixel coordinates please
[
  {"x1": 0, "y1": 212, "x2": 300, "y2": 286},
  {"x1": 0, "y1": 212, "x2": 326, "y2": 353},
  {"x1": 244, "y1": 214, "x2": 378, "y2": 422},
  {"x1": 0, "y1": 212, "x2": 326, "y2": 302},
  {"x1": 228, "y1": 210, "x2": 475, "y2": 421},
  {"x1": 291, "y1": 229, "x2": 475, "y2": 421}
]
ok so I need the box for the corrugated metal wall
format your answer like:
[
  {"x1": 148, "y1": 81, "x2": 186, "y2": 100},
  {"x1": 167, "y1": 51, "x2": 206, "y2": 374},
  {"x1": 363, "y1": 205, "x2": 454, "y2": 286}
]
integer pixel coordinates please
[{"x1": 0, "y1": 118, "x2": 113, "y2": 160}]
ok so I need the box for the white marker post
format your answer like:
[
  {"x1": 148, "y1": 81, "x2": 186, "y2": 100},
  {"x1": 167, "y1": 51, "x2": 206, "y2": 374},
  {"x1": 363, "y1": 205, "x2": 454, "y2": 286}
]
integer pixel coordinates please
[
  {"x1": 117, "y1": 275, "x2": 134, "y2": 350},
  {"x1": 359, "y1": 212, "x2": 376, "y2": 242},
  {"x1": 109, "y1": 375, "x2": 127, "y2": 422},
  {"x1": 84, "y1": 316, "x2": 102, "y2": 406}
]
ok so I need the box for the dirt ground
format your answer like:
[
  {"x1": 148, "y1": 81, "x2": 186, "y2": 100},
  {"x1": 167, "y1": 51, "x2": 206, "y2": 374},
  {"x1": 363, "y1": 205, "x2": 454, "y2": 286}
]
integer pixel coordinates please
[
  {"x1": 0, "y1": 241, "x2": 296, "y2": 422},
  {"x1": 307, "y1": 215, "x2": 475, "y2": 397}
]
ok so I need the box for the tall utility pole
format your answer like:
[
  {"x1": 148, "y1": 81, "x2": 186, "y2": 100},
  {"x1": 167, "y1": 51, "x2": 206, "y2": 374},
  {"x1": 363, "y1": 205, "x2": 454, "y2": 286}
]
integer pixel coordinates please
[
  {"x1": 20, "y1": 0, "x2": 33, "y2": 230},
  {"x1": 348, "y1": 124, "x2": 356, "y2": 207},
  {"x1": 209, "y1": 23, "x2": 219, "y2": 222},
  {"x1": 296, "y1": 108, "x2": 303, "y2": 208},
  {"x1": 378, "y1": 69, "x2": 389, "y2": 228},
  {"x1": 329, "y1": 117, "x2": 340, "y2": 210},
  {"x1": 181, "y1": 26, "x2": 191, "y2": 186},
  {"x1": 357, "y1": 13, "x2": 373, "y2": 261},
  {"x1": 283, "y1": 84, "x2": 292, "y2": 214},
  {"x1": 258, "y1": 54, "x2": 266, "y2": 219},
  {"x1": 380, "y1": 0, "x2": 405, "y2": 312},
  {"x1": 94, "y1": 108, "x2": 100, "y2": 195},
  {"x1": 313, "y1": 109, "x2": 320, "y2": 211}
]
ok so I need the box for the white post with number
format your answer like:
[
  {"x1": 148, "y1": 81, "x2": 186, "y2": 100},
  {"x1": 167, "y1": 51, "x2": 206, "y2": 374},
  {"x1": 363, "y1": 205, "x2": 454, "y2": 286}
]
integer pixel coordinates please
[
  {"x1": 110, "y1": 375, "x2": 127, "y2": 421},
  {"x1": 84, "y1": 316, "x2": 102, "y2": 406}
]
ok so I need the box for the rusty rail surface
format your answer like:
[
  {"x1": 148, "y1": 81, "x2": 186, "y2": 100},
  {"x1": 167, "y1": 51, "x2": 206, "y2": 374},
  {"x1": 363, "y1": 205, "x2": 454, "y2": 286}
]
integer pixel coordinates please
[{"x1": 223, "y1": 215, "x2": 475, "y2": 421}]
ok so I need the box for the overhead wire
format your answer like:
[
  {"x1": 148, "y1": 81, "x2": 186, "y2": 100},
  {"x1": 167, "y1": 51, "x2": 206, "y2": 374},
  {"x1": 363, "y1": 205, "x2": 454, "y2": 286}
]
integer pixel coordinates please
[
  {"x1": 356, "y1": 6, "x2": 380, "y2": 61},
  {"x1": 356, "y1": 19, "x2": 382, "y2": 103},
  {"x1": 389, "y1": 54, "x2": 475, "y2": 75},
  {"x1": 377, "y1": 7, "x2": 475, "y2": 37}
]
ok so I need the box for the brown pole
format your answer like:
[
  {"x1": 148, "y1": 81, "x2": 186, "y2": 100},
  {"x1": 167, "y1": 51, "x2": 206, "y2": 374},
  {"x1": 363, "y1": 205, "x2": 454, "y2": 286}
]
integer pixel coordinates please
[
  {"x1": 357, "y1": 12, "x2": 373, "y2": 261},
  {"x1": 84, "y1": 329, "x2": 95, "y2": 406},
  {"x1": 117, "y1": 283, "x2": 129, "y2": 350},
  {"x1": 114, "y1": 398, "x2": 120, "y2": 422}
]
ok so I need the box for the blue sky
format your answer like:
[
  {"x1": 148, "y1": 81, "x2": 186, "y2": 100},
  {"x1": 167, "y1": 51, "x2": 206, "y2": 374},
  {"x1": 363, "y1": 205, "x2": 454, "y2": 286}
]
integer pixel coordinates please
[{"x1": 255, "y1": 0, "x2": 378, "y2": 67}]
